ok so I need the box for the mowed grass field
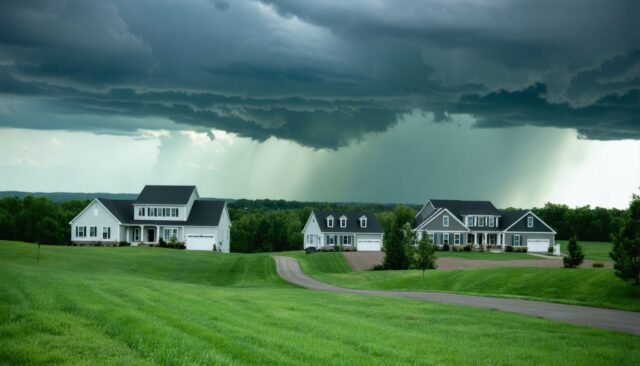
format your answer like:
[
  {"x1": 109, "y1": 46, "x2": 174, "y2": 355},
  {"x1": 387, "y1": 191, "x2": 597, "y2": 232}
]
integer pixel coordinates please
[
  {"x1": 289, "y1": 252, "x2": 640, "y2": 311},
  {"x1": 1, "y1": 241, "x2": 639, "y2": 365},
  {"x1": 558, "y1": 240, "x2": 613, "y2": 261}
]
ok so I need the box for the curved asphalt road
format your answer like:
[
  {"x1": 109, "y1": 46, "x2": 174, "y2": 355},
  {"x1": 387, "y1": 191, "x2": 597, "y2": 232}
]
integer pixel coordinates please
[{"x1": 274, "y1": 256, "x2": 640, "y2": 335}]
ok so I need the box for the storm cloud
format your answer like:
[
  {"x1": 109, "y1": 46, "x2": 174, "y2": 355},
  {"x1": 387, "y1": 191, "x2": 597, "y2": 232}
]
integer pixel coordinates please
[{"x1": 0, "y1": 0, "x2": 639, "y2": 147}]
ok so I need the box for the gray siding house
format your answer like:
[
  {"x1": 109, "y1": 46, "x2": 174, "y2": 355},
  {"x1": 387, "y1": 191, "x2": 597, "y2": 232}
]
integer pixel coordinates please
[
  {"x1": 302, "y1": 211, "x2": 384, "y2": 251},
  {"x1": 414, "y1": 199, "x2": 557, "y2": 253}
]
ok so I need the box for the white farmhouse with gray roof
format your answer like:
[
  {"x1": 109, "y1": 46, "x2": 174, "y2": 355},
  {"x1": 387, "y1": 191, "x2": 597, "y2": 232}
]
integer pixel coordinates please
[
  {"x1": 70, "y1": 185, "x2": 231, "y2": 252},
  {"x1": 302, "y1": 211, "x2": 384, "y2": 251},
  {"x1": 414, "y1": 199, "x2": 557, "y2": 253}
]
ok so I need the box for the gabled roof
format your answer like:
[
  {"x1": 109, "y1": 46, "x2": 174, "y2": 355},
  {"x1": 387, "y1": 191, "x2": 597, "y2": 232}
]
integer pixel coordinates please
[
  {"x1": 313, "y1": 211, "x2": 383, "y2": 233},
  {"x1": 498, "y1": 210, "x2": 529, "y2": 229},
  {"x1": 96, "y1": 198, "x2": 225, "y2": 227},
  {"x1": 430, "y1": 199, "x2": 501, "y2": 218},
  {"x1": 134, "y1": 185, "x2": 196, "y2": 205}
]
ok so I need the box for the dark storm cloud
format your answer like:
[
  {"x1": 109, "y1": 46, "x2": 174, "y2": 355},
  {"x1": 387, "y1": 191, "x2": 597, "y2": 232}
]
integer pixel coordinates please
[{"x1": 0, "y1": 0, "x2": 639, "y2": 147}]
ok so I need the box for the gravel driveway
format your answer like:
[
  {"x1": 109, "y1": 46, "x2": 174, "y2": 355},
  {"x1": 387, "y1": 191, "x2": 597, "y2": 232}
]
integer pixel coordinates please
[
  {"x1": 342, "y1": 251, "x2": 611, "y2": 271},
  {"x1": 273, "y1": 256, "x2": 640, "y2": 335}
]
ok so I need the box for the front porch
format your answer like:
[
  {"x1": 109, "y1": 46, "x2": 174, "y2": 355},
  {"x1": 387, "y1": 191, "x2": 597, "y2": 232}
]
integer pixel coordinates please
[
  {"x1": 466, "y1": 232, "x2": 506, "y2": 250},
  {"x1": 125, "y1": 225, "x2": 183, "y2": 245}
]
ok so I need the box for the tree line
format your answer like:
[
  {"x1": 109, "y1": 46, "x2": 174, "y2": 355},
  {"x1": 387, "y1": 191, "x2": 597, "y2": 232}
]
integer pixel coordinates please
[{"x1": 0, "y1": 195, "x2": 632, "y2": 250}]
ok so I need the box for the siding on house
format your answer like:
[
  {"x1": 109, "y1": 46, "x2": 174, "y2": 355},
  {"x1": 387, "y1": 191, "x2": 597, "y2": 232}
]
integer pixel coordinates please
[
  {"x1": 421, "y1": 210, "x2": 468, "y2": 232},
  {"x1": 504, "y1": 232, "x2": 555, "y2": 246},
  {"x1": 505, "y1": 213, "x2": 555, "y2": 233},
  {"x1": 71, "y1": 200, "x2": 120, "y2": 242}
]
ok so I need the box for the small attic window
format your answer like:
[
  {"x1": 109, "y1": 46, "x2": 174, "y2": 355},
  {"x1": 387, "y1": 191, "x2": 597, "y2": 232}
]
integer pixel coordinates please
[
  {"x1": 93, "y1": 206, "x2": 98, "y2": 216},
  {"x1": 327, "y1": 216, "x2": 334, "y2": 228},
  {"x1": 527, "y1": 216, "x2": 534, "y2": 228},
  {"x1": 340, "y1": 215, "x2": 347, "y2": 228},
  {"x1": 359, "y1": 216, "x2": 367, "y2": 228}
]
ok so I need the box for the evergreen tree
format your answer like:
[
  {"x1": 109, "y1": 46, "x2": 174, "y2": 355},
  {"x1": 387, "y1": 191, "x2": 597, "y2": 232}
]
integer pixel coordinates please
[
  {"x1": 610, "y1": 194, "x2": 640, "y2": 285},
  {"x1": 563, "y1": 236, "x2": 584, "y2": 268},
  {"x1": 383, "y1": 221, "x2": 409, "y2": 269}
]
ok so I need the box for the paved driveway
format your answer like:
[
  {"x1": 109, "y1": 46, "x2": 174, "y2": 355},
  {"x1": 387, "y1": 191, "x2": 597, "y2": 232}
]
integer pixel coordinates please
[
  {"x1": 342, "y1": 251, "x2": 611, "y2": 271},
  {"x1": 273, "y1": 256, "x2": 640, "y2": 335}
]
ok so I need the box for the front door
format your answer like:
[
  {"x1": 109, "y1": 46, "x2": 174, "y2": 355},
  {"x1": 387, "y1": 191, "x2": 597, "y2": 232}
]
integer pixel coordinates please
[{"x1": 147, "y1": 228, "x2": 155, "y2": 242}]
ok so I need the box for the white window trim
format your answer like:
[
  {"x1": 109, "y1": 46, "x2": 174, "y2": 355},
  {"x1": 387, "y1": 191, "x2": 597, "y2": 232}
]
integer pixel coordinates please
[
  {"x1": 514, "y1": 235, "x2": 521, "y2": 246},
  {"x1": 340, "y1": 216, "x2": 347, "y2": 228},
  {"x1": 360, "y1": 216, "x2": 367, "y2": 228},
  {"x1": 327, "y1": 216, "x2": 334, "y2": 228},
  {"x1": 102, "y1": 226, "x2": 110, "y2": 240},
  {"x1": 443, "y1": 215, "x2": 449, "y2": 227},
  {"x1": 527, "y1": 216, "x2": 534, "y2": 228},
  {"x1": 478, "y1": 217, "x2": 485, "y2": 227},
  {"x1": 428, "y1": 233, "x2": 434, "y2": 242},
  {"x1": 466, "y1": 216, "x2": 474, "y2": 226},
  {"x1": 489, "y1": 217, "x2": 495, "y2": 227},
  {"x1": 454, "y1": 233, "x2": 460, "y2": 244},
  {"x1": 443, "y1": 233, "x2": 450, "y2": 244}
]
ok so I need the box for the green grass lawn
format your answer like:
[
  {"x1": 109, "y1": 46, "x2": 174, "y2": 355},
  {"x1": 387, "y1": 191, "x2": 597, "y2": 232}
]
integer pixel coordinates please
[
  {"x1": 436, "y1": 250, "x2": 542, "y2": 260},
  {"x1": 1, "y1": 241, "x2": 639, "y2": 365},
  {"x1": 558, "y1": 240, "x2": 613, "y2": 261}
]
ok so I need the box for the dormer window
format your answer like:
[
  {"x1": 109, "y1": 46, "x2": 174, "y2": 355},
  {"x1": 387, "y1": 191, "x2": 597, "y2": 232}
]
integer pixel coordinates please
[
  {"x1": 527, "y1": 216, "x2": 534, "y2": 228},
  {"x1": 466, "y1": 216, "x2": 473, "y2": 226},
  {"x1": 327, "y1": 216, "x2": 334, "y2": 228},
  {"x1": 340, "y1": 215, "x2": 347, "y2": 228},
  {"x1": 359, "y1": 215, "x2": 367, "y2": 228},
  {"x1": 443, "y1": 215, "x2": 449, "y2": 227},
  {"x1": 478, "y1": 217, "x2": 485, "y2": 227}
]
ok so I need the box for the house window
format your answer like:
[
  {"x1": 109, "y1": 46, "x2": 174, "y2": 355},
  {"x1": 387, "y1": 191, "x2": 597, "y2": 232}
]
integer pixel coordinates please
[
  {"x1": 171, "y1": 208, "x2": 179, "y2": 217},
  {"x1": 454, "y1": 233, "x2": 460, "y2": 244},
  {"x1": 102, "y1": 227, "x2": 111, "y2": 240},
  {"x1": 76, "y1": 226, "x2": 86, "y2": 238},
  {"x1": 139, "y1": 207, "x2": 145, "y2": 217},
  {"x1": 327, "y1": 216, "x2": 334, "y2": 228},
  {"x1": 514, "y1": 235, "x2": 521, "y2": 246},
  {"x1": 478, "y1": 217, "x2": 485, "y2": 227},
  {"x1": 360, "y1": 216, "x2": 367, "y2": 228},
  {"x1": 443, "y1": 233, "x2": 449, "y2": 245},
  {"x1": 93, "y1": 207, "x2": 98, "y2": 216},
  {"x1": 443, "y1": 215, "x2": 449, "y2": 227},
  {"x1": 489, "y1": 217, "x2": 495, "y2": 227},
  {"x1": 340, "y1": 216, "x2": 347, "y2": 228},
  {"x1": 466, "y1": 216, "x2": 474, "y2": 226},
  {"x1": 326, "y1": 235, "x2": 335, "y2": 245},
  {"x1": 163, "y1": 228, "x2": 178, "y2": 241},
  {"x1": 147, "y1": 208, "x2": 151, "y2": 216},
  {"x1": 527, "y1": 217, "x2": 534, "y2": 228},
  {"x1": 341, "y1": 235, "x2": 353, "y2": 245},
  {"x1": 89, "y1": 226, "x2": 97, "y2": 237},
  {"x1": 428, "y1": 233, "x2": 434, "y2": 243}
]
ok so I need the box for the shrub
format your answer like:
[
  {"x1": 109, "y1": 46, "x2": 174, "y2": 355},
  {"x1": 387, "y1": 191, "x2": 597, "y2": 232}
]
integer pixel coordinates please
[
  {"x1": 94, "y1": 242, "x2": 102, "y2": 247},
  {"x1": 442, "y1": 243, "x2": 450, "y2": 252},
  {"x1": 463, "y1": 244, "x2": 472, "y2": 252},
  {"x1": 592, "y1": 262, "x2": 605, "y2": 268},
  {"x1": 563, "y1": 236, "x2": 585, "y2": 268},
  {"x1": 371, "y1": 264, "x2": 385, "y2": 271},
  {"x1": 547, "y1": 246, "x2": 554, "y2": 254},
  {"x1": 158, "y1": 238, "x2": 167, "y2": 247},
  {"x1": 452, "y1": 245, "x2": 464, "y2": 252},
  {"x1": 118, "y1": 241, "x2": 130, "y2": 247},
  {"x1": 505, "y1": 245, "x2": 513, "y2": 252}
]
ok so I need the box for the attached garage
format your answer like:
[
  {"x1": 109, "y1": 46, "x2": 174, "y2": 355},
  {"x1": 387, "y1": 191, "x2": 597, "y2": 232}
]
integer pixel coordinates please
[
  {"x1": 357, "y1": 237, "x2": 382, "y2": 251},
  {"x1": 527, "y1": 239, "x2": 550, "y2": 252},
  {"x1": 185, "y1": 234, "x2": 215, "y2": 251}
]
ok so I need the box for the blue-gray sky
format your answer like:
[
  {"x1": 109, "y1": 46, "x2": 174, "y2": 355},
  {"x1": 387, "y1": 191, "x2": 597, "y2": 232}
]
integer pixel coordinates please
[{"x1": 0, "y1": 0, "x2": 638, "y2": 208}]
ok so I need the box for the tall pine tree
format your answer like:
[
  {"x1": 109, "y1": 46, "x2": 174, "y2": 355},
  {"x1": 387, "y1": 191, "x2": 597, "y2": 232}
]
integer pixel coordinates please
[{"x1": 610, "y1": 194, "x2": 640, "y2": 285}]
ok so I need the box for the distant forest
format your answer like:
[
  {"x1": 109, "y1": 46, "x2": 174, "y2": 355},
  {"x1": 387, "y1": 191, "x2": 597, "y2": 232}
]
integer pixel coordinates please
[{"x1": 0, "y1": 192, "x2": 630, "y2": 252}]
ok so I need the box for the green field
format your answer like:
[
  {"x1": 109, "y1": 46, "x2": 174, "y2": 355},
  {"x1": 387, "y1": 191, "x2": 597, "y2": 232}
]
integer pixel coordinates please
[
  {"x1": 436, "y1": 251, "x2": 542, "y2": 260},
  {"x1": 558, "y1": 240, "x2": 613, "y2": 261},
  {"x1": 1, "y1": 241, "x2": 639, "y2": 365}
]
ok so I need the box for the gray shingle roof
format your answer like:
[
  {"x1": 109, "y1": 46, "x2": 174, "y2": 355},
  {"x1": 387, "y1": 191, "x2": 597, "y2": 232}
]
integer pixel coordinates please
[
  {"x1": 133, "y1": 185, "x2": 196, "y2": 205},
  {"x1": 97, "y1": 198, "x2": 225, "y2": 227},
  {"x1": 429, "y1": 199, "x2": 501, "y2": 218},
  {"x1": 314, "y1": 211, "x2": 383, "y2": 233}
]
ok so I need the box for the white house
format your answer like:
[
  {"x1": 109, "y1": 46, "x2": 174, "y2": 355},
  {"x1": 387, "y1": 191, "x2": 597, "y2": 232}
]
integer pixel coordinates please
[
  {"x1": 302, "y1": 211, "x2": 384, "y2": 251},
  {"x1": 70, "y1": 185, "x2": 231, "y2": 252}
]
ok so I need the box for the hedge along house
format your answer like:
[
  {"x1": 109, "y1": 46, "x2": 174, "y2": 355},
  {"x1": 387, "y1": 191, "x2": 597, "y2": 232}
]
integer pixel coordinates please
[
  {"x1": 70, "y1": 185, "x2": 231, "y2": 252},
  {"x1": 414, "y1": 199, "x2": 558, "y2": 253},
  {"x1": 302, "y1": 211, "x2": 384, "y2": 251}
]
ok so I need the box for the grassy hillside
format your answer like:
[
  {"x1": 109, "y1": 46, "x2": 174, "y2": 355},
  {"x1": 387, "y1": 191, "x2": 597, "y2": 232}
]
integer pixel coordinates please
[
  {"x1": 312, "y1": 267, "x2": 640, "y2": 311},
  {"x1": 283, "y1": 251, "x2": 353, "y2": 274},
  {"x1": 558, "y1": 240, "x2": 613, "y2": 261},
  {"x1": 1, "y1": 241, "x2": 639, "y2": 365}
]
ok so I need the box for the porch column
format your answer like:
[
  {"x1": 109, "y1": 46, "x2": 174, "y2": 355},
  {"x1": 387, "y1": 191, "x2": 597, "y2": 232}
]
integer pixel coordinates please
[
  {"x1": 156, "y1": 225, "x2": 160, "y2": 243},
  {"x1": 140, "y1": 225, "x2": 143, "y2": 242},
  {"x1": 483, "y1": 233, "x2": 487, "y2": 247},
  {"x1": 473, "y1": 233, "x2": 477, "y2": 247}
]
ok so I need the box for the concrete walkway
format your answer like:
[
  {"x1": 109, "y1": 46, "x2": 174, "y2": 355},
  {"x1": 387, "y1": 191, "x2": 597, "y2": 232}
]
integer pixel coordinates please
[{"x1": 273, "y1": 256, "x2": 640, "y2": 335}]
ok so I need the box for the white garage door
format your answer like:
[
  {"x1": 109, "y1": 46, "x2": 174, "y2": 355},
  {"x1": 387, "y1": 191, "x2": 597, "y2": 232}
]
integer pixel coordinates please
[
  {"x1": 527, "y1": 239, "x2": 550, "y2": 252},
  {"x1": 357, "y1": 238, "x2": 381, "y2": 251},
  {"x1": 185, "y1": 235, "x2": 214, "y2": 251}
]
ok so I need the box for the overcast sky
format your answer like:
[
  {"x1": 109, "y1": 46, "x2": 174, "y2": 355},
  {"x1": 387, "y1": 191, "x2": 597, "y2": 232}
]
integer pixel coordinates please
[{"x1": 0, "y1": 0, "x2": 638, "y2": 208}]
